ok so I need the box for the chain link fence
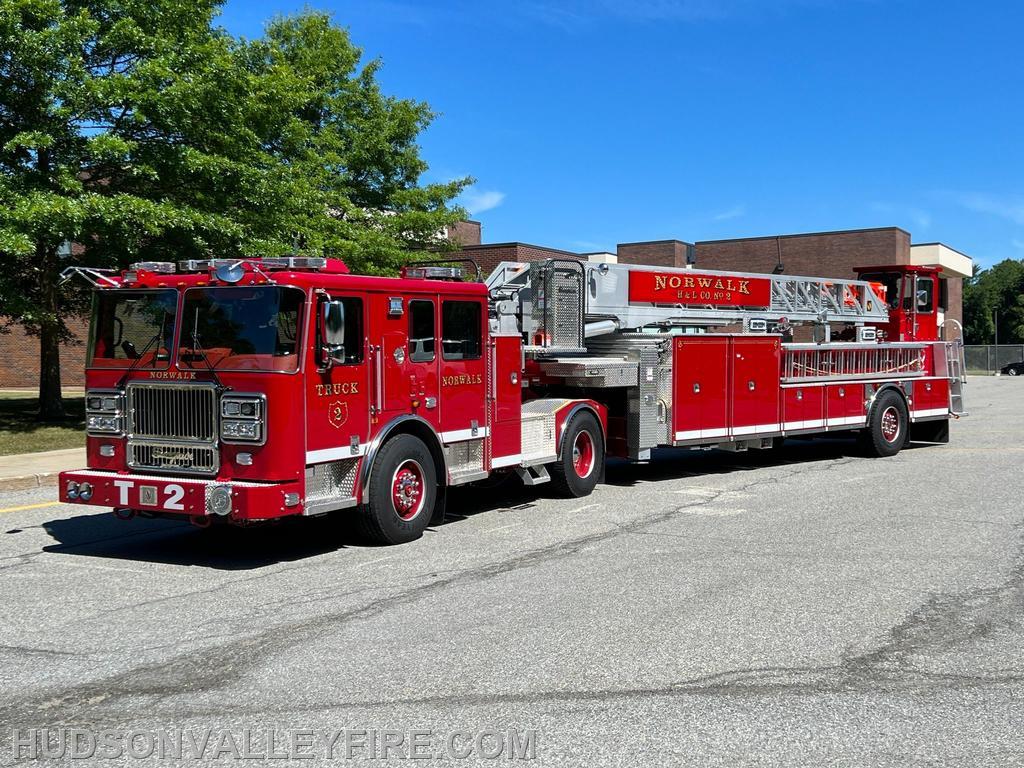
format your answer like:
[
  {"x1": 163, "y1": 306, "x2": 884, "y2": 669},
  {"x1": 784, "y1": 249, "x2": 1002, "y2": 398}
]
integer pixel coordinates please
[{"x1": 963, "y1": 344, "x2": 1024, "y2": 375}]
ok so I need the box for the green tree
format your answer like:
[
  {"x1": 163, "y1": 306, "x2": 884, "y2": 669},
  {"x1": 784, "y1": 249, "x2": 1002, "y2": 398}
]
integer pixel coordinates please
[
  {"x1": 962, "y1": 259, "x2": 1024, "y2": 344},
  {"x1": 0, "y1": 1, "x2": 467, "y2": 418}
]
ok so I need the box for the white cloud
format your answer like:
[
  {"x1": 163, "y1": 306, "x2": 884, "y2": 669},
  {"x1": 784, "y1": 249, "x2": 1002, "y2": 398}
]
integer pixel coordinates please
[
  {"x1": 956, "y1": 193, "x2": 1024, "y2": 226},
  {"x1": 712, "y1": 204, "x2": 746, "y2": 222},
  {"x1": 459, "y1": 187, "x2": 506, "y2": 214}
]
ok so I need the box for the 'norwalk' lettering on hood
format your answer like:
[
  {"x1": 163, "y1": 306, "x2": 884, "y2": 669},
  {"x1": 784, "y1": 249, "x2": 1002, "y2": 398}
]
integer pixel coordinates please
[{"x1": 628, "y1": 270, "x2": 772, "y2": 308}]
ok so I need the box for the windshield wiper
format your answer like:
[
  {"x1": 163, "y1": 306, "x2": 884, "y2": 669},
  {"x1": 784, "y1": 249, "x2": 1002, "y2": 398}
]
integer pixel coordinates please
[
  {"x1": 116, "y1": 312, "x2": 168, "y2": 389},
  {"x1": 189, "y1": 307, "x2": 229, "y2": 392}
]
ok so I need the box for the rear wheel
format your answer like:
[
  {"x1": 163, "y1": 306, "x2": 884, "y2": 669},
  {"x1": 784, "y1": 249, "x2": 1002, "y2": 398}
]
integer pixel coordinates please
[
  {"x1": 549, "y1": 412, "x2": 604, "y2": 498},
  {"x1": 361, "y1": 434, "x2": 437, "y2": 544},
  {"x1": 1008, "y1": 367, "x2": 1019, "y2": 376},
  {"x1": 861, "y1": 390, "x2": 908, "y2": 458}
]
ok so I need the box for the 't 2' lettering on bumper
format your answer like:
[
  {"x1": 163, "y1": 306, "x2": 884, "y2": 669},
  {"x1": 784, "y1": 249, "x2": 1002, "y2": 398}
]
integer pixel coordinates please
[{"x1": 57, "y1": 470, "x2": 304, "y2": 521}]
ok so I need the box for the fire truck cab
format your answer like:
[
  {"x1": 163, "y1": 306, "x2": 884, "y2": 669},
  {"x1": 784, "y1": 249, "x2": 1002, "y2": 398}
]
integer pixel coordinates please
[{"x1": 59, "y1": 254, "x2": 966, "y2": 545}]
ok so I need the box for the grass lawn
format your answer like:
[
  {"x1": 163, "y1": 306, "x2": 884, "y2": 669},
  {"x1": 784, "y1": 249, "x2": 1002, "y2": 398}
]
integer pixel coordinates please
[{"x1": 0, "y1": 392, "x2": 85, "y2": 456}]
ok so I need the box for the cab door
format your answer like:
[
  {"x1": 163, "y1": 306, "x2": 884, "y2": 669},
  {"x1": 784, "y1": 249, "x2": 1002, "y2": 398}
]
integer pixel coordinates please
[
  {"x1": 306, "y1": 293, "x2": 371, "y2": 461},
  {"x1": 438, "y1": 298, "x2": 487, "y2": 441},
  {"x1": 368, "y1": 294, "x2": 443, "y2": 434},
  {"x1": 403, "y1": 297, "x2": 441, "y2": 433}
]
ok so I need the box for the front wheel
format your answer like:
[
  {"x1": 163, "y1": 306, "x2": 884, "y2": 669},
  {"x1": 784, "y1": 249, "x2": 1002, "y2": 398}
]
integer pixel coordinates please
[
  {"x1": 861, "y1": 390, "x2": 909, "y2": 458},
  {"x1": 360, "y1": 434, "x2": 437, "y2": 545},
  {"x1": 1008, "y1": 367, "x2": 1019, "y2": 376},
  {"x1": 549, "y1": 412, "x2": 604, "y2": 498}
]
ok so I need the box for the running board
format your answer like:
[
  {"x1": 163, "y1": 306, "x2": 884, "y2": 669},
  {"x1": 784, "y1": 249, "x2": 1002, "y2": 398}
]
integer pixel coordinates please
[{"x1": 516, "y1": 465, "x2": 551, "y2": 486}]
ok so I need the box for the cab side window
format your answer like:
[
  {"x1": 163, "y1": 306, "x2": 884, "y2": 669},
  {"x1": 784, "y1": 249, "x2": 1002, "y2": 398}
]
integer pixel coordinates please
[
  {"x1": 916, "y1": 277, "x2": 934, "y2": 312},
  {"x1": 442, "y1": 301, "x2": 481, "y2": 360},
  {"x1": 319, "y1": 296, "x2": 364, "y2": 366},
  {"x1": 409, "y1": 300, "x2": 435, "y2": 362}
]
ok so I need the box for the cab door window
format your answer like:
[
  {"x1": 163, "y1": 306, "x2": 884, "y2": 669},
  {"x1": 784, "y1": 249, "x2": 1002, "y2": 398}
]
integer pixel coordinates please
[
  {"x1": 915, "y1": 277, "x2": 934, "y2": 312},
  {"x1": 442, "y1": 301, "x2": 481, "y2": 360},
  {"x1": 318, "y1": 296, "x2": 363, "y2": 366},
  {"x1": 409, "y1": 300, "x2": 435, "y2": 362}
]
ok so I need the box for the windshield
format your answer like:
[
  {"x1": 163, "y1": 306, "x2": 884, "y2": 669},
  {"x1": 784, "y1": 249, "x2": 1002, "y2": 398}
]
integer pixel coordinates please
[
  {"x1": 177, "y1": 286, "x2": 304, "y2": 372},
  {"x1": 88, "y1": 290, "x2": 178, "y2": 369}
]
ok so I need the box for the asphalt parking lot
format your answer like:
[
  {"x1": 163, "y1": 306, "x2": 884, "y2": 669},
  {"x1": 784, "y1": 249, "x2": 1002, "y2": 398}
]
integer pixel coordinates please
[{"x1": 1, "y1": 376, "x2": 1022, "y2": 766}]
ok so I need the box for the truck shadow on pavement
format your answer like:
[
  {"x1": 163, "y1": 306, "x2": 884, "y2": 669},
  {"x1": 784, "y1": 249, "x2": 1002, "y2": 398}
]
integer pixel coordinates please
[{"x1": 38, "y1": 435, "x2": 927, "y2": 570}]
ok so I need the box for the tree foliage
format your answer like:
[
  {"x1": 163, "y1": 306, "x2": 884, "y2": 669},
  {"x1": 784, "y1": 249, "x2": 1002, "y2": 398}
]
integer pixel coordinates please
[
  {"x1": 0, "y1": 0, "x2": 468, "y2": 417},
  {"x1": 962, "y1": 259, "x2": 1024, "y2": 344}
]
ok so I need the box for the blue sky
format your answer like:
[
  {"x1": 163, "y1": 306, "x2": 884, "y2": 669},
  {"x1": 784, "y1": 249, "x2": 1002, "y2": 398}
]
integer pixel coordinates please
[{"x1": 219, "y1": 0, "x2": 1024, "y2": 268}]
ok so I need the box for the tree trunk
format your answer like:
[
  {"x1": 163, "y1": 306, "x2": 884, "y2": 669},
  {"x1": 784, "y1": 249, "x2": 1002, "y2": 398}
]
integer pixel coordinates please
[{"x1": 38, "y1": 242, "x2": 65, "y2": 421}]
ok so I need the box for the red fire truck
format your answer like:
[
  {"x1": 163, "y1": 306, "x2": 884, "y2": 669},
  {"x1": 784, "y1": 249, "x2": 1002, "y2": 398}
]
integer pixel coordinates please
[{"x1": 59, "y1": 255, "x2": 966, "y2": 543}]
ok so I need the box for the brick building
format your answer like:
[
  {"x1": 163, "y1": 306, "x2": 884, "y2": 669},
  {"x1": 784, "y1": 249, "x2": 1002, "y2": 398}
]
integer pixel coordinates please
[{"x1": 0, "y1": 319, "x2": 89, "y2": 389}]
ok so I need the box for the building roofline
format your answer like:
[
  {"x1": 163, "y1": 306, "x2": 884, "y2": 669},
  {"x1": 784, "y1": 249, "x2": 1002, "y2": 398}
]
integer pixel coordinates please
[
  {"x1": 459, "y1": 241, "x2": 581, "y2": 257},
  {"x1": 618, "y1": 239, "x2": 694, "y2": 247},
  {"x1": 911, "y1": 242, "x2": 972, "y2": 259},
  {"x1": 696, "y1": 226, "x2": 911, "y2": 245}
]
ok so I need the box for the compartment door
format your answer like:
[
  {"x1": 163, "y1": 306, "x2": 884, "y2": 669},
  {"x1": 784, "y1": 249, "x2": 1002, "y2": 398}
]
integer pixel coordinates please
[
  {"x1": 826, "y1": 384, "x2": 863, "y2": 428},
  {"x1": 783, "y1": 387, "x2": 824, "y2": 431},
  {"x1": 489, "y1": 334, "x2": 522, "y2": 466},
  {"x1": 672, "y1": 336, "x2": 729, "y2": 441},
  {"x1": 731, "y1": 337, "x2": 781, "y2": 435}
]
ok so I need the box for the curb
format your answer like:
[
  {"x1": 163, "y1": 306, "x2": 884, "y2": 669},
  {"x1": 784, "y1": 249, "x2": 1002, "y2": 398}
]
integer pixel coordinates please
[{"x1": 0, "y1": 472, "x2": 61, "y2": 492}]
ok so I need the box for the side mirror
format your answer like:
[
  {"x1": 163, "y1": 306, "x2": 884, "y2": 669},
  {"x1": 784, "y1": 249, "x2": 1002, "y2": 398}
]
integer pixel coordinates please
[{"x1": 319, "y1": 299, "x2": 346, "y2": 367}]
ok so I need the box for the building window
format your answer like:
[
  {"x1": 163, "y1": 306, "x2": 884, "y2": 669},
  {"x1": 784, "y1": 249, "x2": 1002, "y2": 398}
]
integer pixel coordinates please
[
  {"x1": 409, "y1": 300, "x2": 435, "y2": 362},
  {"x1": 442, "y1": 301, "x2": 481, "y2": 360}
]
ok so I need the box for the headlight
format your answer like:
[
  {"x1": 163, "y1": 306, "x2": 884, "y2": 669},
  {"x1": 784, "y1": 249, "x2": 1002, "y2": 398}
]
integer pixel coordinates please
[
  {"x1": 85, "y1": 390, "x2": 124, "y2": 436},
  {"x1": 86, "y1": 414, "x2": 122, "y2": 433},
  {"x1": 66, "y1": 481, "x2": 79, "y2": 500},
  {"x1": 221, "y1": 420, "x2": 261, "y2": 440},
  {"x1": 220, "y1": 394, "x2": 265, "y2": 444},
  {"x1": 78, "y1": 482, "x2": 93, "y2": 501}
]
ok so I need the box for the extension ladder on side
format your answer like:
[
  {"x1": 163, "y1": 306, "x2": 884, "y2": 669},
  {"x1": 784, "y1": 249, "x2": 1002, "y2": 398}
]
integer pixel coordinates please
[{"x1": 942, "y1": 319, "x2": 968, "y2": 416}]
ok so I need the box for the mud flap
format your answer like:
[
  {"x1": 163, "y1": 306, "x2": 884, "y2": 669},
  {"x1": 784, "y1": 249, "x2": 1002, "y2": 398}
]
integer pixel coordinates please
[
  {"x1": 430, "y1": 484, "x2": 447, "y2": 526},
  {"x1": 910, "y1": 418, "x2": 949, "y2": 444}
]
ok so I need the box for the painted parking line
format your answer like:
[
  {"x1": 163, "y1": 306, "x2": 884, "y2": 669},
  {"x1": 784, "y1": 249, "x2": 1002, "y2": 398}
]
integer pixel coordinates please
[{"x1": 0, "y1": 501, "x2": 61, "y2": 515}]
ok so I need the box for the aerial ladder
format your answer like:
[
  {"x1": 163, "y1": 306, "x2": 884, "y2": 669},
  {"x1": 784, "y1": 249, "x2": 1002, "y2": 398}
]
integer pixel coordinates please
[{"x1": 487, "y1": 259, "x2": 892, "y2": 353}]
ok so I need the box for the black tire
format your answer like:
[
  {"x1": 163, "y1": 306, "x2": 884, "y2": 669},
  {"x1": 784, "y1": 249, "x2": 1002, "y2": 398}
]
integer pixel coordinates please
[
  {"x1": 549, "y1": 412, "x2": 604, "y2": 498},
  {"x1": 861, "y1": 390, "x2": 908, "y2": 458},
  {"x1": 1008, "y1": 367, "x2": 1019, "y2": 376},
  {"x1": 360, "y1": 434, "x2": 437, "y2": 545}
]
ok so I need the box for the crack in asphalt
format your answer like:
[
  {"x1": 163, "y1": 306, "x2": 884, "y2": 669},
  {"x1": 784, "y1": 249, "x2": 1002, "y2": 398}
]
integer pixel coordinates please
[{"x1": 2, "y1": 452, "x2": 1022, "y2": 727}]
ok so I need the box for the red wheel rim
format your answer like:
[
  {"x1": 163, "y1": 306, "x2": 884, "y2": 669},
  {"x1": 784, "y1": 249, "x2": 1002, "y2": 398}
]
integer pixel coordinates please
[
  {"x1": 391, "y1": 460, "x2": 426, "y2": 520},
  {"x1": 572, "y1": 430, "x2": 595, "y2": 479},
  {"x1": 880, "y1": 406, "x2": 901, "y2": 443}
]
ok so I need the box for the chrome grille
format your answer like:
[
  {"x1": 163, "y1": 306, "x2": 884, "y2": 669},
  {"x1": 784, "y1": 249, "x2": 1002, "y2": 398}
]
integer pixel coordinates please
[
  {"x1": 129, "y1": 442, "x2": 217, "y2": 473},
  {"x1": 127, "y1": 382, "x2": 218, "y2": 475},
  {"x1": 128, "y1": 383, "x2": 217, "y2": 441}
]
